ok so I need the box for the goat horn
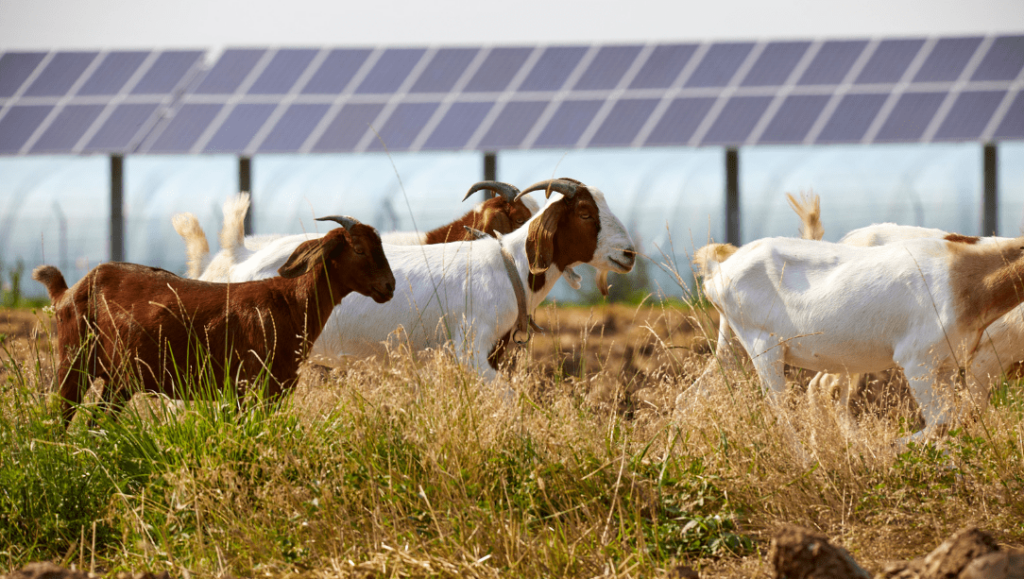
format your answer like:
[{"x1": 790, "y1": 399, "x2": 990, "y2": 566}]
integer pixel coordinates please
[
  {"x1": 516, "y1": 179, "x2": 577, "y2": 202},
  {"x1": 315, "y1": 215, "x2": 360, "y2": 231},
  {"x1": 462, "y1": 226, "x2": 492, "y2": 240},
  {"x1": 463, "y1": 181, "x2": 521, "y2": 203}
]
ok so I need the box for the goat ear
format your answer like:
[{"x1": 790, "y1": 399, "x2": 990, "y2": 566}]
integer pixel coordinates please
[
  {"x1": 525, "y1": 202, "x2": 566, "y2": 275},
  {"x1": 278, "y1": 235, "x2": 344, "y2": 278}
]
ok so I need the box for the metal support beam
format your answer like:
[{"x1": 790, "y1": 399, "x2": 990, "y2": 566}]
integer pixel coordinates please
[
  {"x1": 240, "y1": 156, "x2": 253, "y2": 234},
  {"x1": 983, "y1": 143, "x2": 997, "y2": 236},
  {"x1": 110, "y1": 155, "x2": 124, "y2": 262},
  {"x1": 725, "y1": 147, "x2": 740, "y2": 245},
  {"x1": 482, "y1": 151, "x2": 497, "y2": 198}
]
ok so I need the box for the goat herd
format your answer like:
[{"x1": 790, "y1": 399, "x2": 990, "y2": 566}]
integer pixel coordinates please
[{"x1": 31, "y1": 179, "x2": 1024, "y2": 445}]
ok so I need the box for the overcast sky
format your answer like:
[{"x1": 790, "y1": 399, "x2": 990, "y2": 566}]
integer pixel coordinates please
[{"x1": 1, "y1": 0, "x2": 1022, "y2": 51}]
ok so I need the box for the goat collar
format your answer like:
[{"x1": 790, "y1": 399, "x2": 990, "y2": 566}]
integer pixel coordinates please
[{"x1": 464, "y1": 227, "x2": 539, "y2": 345}]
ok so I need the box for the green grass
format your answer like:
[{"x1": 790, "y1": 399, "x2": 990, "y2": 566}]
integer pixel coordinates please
[{"x1": 0, "y1": 305, "x2": 1022, "y2": 577}]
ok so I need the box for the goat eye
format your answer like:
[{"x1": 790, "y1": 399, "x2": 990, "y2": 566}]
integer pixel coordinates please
[{"x1": 355, "y1": 247, "x2": 366, "y2": 255}]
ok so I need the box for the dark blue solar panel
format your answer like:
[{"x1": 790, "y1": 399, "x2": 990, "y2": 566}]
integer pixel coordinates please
[
  {"x1": 629, "y1": 44, "x2": 697, "y2": 89},
  {"x1": 84, "y1": 103, "x2": 159, "y2": 152},
  {"x1": 355, "y1": 49, "x2": 425, "y2": 94},
  {"x1": 410, "y1": 48, "x2": 477, "y2": 93},
  {"x1": 815, "y1": 93, "x2": 887, "y2": 142},
  {"x1": 146, "y1": 103, "x2": 223, "y2": 152},
  {"x1": 31, "y1": 104, "x2": 104, "y2": 152},
  {"x1": 686, "y1": 43, "x2": 754, "y2": 88},
  {"x1": 132, "y1": 51, "x2": 203, "y2": 95},
  {"x1": 312, "y1": 103, "x2": 384, "y2": 152},
  {"x1": 477, "y1": 101, "x2": 548, "y2": 149},
  {"x1": 741, "y1": 42, "x2": 810, "y2": 86},
  {"x1": 798, "y1": 40, "x2": 868, "y2": 85},
  {"x1": 193, "y1": 49, "x2": 265, "y2": 94},
  {"x1": 971, "y1": 36, "x2": 1024, "y2": 81},
  {"x1": 77, "y1": 51, "x2": 147, "y2": 96},
  {"x1": 758, "y1": 94, "x2": 830, "y2": 143},
  {"x1": 993, "y1": 92, "x2": 1024, "y2": 140},
  {"x1": 463, "y1": 48, "x2": 532, "y2": 92},
  {"x1": 518, "y1": 47, "x2": 588, "y2": 92},
  {"x1": 302, "y1": 49, "x2": 372, "y2": 94},
  {"x1": 423, "y1": 101, "x2": 494, "y2": 149},
  {"x1": 204, "y1": 104, "x2": 276, "y2": 152},
  {"x1": 645, "y1": 97, "x2": 716, "y2": 146},
  {"x1": 366, "y1": 102, "x2": 439, "y2": 151},
  {"x1": 933, "y1": 91, "x2": 1005, "y2": 140},
  {"x1": 0, "y1": 53, "x2": 46, "y2": 97},
  {"x1": 533, "y1": 100, "x2": 603, "y2": 148},
  {"x1": 913, "y1": 37, "x2": 983, "y2": 83},
  {"x1": 875, "y1": 91, "x2": 944, "y2": 141},
  {"x1": 574, "y1": 45, "x2": 643, "y2": 91},
  {"x1": 702, "y1": 96, "x2": 772, "y2": 145},
  {"x1": 0, "y1": 105, "x2": 51, "y2": 153},
  {"x1": 589, "y1": 99, "x2": 658, "y2": 147},
  {"x1": 258, "y1": 104, "x2": 330, "y2": 152},
  {"x1": 248, "y1": 49, "x2": 317, "y2": 95},
  {"x1": 23, "y1": 52, "x2": 97, "y2": 97},
  {"x1": 855, "y1": 39, "x2": 924, "y2": 84}
]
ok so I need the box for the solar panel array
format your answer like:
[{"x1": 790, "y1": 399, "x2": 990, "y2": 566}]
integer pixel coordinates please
[{"x1": 1, "y1": 35, "x2": 1022, "y2": 156}]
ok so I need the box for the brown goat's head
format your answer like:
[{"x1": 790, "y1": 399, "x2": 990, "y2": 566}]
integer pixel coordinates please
[
  {"x1": 519, "y1": 178, "x2": 636, "y2": 280},
  {"x1": 462, "y1": 180, "x2": 539, "y2": 237},
  {"x1": 278, "y1": 216, "x2": 395, "y2": 303}
]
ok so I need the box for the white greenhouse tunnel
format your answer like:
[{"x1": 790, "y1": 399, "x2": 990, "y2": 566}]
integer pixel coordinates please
[{"x1": 2, "y1": 142, "x2": 1023, "y2": 300}]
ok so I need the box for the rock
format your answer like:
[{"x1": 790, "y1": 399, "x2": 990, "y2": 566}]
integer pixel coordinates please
[
  {"x1": 769, "y1": 524, "x2": 871, "y2": 579},
  {"x1": 666, "y1": 565, "x2": 700, "y2": 579},
  {"x1": 875, "y1": 528, "x2": 1003, "y2": 579},
  {"x1": 958, "y1": 549, "x2": 1024, "y2": 579}
]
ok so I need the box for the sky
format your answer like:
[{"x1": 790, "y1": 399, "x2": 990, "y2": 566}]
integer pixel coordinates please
[{"x1": 1, "y1": 0, "x2": 1022, "y2": 51}]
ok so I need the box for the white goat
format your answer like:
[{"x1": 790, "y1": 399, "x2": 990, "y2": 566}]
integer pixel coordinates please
[
  {"x1": 692, "y1": 233, "x2": 1024, "y2": 439},
  {"x1": 175, "y1": 178, "x2": 636, "y2": 379}
]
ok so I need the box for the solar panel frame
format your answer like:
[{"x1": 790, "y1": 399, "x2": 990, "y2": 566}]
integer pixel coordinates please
[
  {"x1": 757, "y1": 94, "x2": 830, "y2": 144},
  {"x1": 422, "y1": 101, "x2": 494, "y2": 150},
  {"x1": 573, "y1": 45, "x2": 643, "y2": 91},
  {"x1": 76, "y1": 51, "x2": 149, "y2": 96},
  {"x1": 912, "y1": 37, "x2": 983, "y2": 83},
  {"x1": 312, "y1": 102, "x2": 385, "y2": 152},
  {"x1": 0, "y1": 52, "x2": 47, "y2": 98},
  {"x1": 0, "y1": 105, "x2": 53, "y2": 153},
  {"x1": 629, "y1": 44, "x2": 698, "y2": 89},
  {"x1": 463, "y1": 47, "x2": 532, "y2": 93},
  {"x1": 258, "y1": 103, "x2": 331, "y2": 152},
  {"x1": 933, "y1": 90, "x2": 1006, "y2": 141},
  {"x1": 686, "y1": 42, "x2": 754, "y2": 87},
  {"x1": 23, "y1": 52, "x2": 98, "y2": 97},
  {"x1": 588, "y1": 98, "x2": 659, "y2": 147},
  {"x1": 993, "y1": 91, "x2": 1024, "y2": 140},
  {"x1": 409, "y1": 48, "x2": 478, "y2": 93},
  {"x1": 30, "y1": 104, "x2": 105, "y2": 153},
  {"x1": 477, "y1": 100, "x2": 549, "y2": 149},
  {"x1": 248, "y1": 49, "x2": 318, "y2": 95},
  {"x1": 741, "y1": 41, "x2": 810, "y2": 87},
  {"x1": 192, "y1": 49, "x2": 266, "y2": 94},
  {"x1": 131, "y1": 51, "x2": 204, "y2": 95},
  {"x1": 144, "y1": 103, "x2": 224, "y2": 153},
  {"x1": 971, "y1": 35, "x2": 1024, "y2": 81},
  {"x1": 701, "y1": 96, "x2": 773, "y2": 145},
  {"x1": 355, "y1": 48, "x2": 426, "y2": 94},
  {"x1": 365, "y1": 102, "x2": 439, "y2": 151},
  {"x1": 797, "y1": 40, "x2": 868, "y2": 85},
  {"x1": 203, "y1": 103, "x2": 277, "y2": 152},
  {"x1": 645, "y1": 97, "x2": 716, "y2": 146},
  {"x1": 83, "y1": 103, "x2": 160, "y2": 153},
  {"x1": 302, "y1": 49, "x2": 373, "y2": 94},
  {"x1": 815, "y1": 93, "x2": 888, "y2": 143},
  {"x1": 873, "y1": 91, "x2": 946, "y2": 142},
  {"x1": 518, "y1": 46, "x2": 588, "y2": 92}
]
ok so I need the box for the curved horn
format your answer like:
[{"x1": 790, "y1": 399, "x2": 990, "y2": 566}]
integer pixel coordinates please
[
  {"x1": 315, "y1": 215, "x2": 360, "y2": 231},
  {"x1": 515, "y1": 179, "x2": 577, "y2": 202},
  {"x1": 463, "y1": 181, "x2": 521, "y2": 203}
]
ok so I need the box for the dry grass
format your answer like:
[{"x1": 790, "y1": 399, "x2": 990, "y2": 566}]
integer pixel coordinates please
[{"x1": 1, "y1": 301, "x2": 1022, "y2": 578}]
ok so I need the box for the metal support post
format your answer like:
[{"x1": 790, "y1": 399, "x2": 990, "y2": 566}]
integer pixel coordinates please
[
  {"x1": 240, "y1": 156, "x2": 253, "y2": 234},
  {"x1": 483, "y1": 152, "x2": 497, "y2": 198},
  {"x1": 110, "y1": 155, "x2": 124, "y2": 262},
  {"x1": 725, "y1": 147, "x2": 740, "y2": 245},
  {"x1": 983, "y1": 143, "x2": 997, "y2": 236}
]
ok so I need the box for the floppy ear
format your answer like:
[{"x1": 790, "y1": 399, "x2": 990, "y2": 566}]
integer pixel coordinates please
[
  {"x1": 525, "y1": 201, "x2": 567, "y2": 275},
  {"x1": 278, "y1": 235, "x2": 345, "y2": 278},
  {"x1": 481, "y1": 210, "x2": 513, "y2": 236}
]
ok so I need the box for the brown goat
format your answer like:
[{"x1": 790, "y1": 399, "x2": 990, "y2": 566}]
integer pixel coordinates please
[
  {"x1": 422, "y1": 181, "x2": 536, "y2": 244},
  {"x1": 34, "y1": 217, "x2": 395, "y2": 427}
]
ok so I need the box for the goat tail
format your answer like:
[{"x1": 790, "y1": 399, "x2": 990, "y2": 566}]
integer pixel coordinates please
[
  {"x1": 786, "y1": 191, "x2": 824, "y2": 241},
  {"x1": 32, "y1": 265, "x2": 68, "y2": 303},
  {"x1": 693, "y1": 243, "x2": 738, "y2": 277},
  {"x1": 171, "y1": 212, "x2": 211, "y2": 279},
  {"x1": 219, "y1": 192, "x2": 251, "y2": 260}
]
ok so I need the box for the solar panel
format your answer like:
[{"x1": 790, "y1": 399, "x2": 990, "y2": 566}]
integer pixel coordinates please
[
  {"x1": 874, "y1": 91, "x2": 945, "y2": 141},
  {"x1": 933, "y1": 91, "x2": 1005, "y2": 140},
  {"x1": 31, "y1": 104, "x2": 104, "y2": 152},
  {"x1": 423, "y1": 102, "x2": 494, "y2": 149},
  {"x1": 533, "y1": 99, "x2": 603, "y2": 148},
  {"x1": 0, "y1": 105, "x2": 52, "y2": 153},
  {"x1": 312, "y1": 103, "x2": 384, "y2": 152},
  {"x1": 589, "y1": 98, "x2": 659, "y2": 147},
  {"x1": 463, "y1": 48, "x2": 531, "y2": 92},
  {"x1": 1, "y1": 35, "x2": 1021, "y2": 157},
  {"x1": 686, "y1": 43, "x2": 753, "y2": 87},
  {"x1": 741, "y1": 42, "x2": 810, "y2": 87},
  {"x1": 574, "y1": 45, "x2": 642, "y2": 91},
  {"x1": 204, "y1": 104, "x2": 276, "y2": 152},
  {"x1": 366, "y1": 102, "x2": 439, "y2": 151},
  {"x1": 248, "y1": 49, "x2": 317, "y2": 95},
  {"x1": 356, "y1": 49, "x2": 425, "y2": 94},
  {"x1": 971, "y1": 35, "x2": 1024, "y2": 81},
  {"x1": 258, "y1": 104, "x2": 330, "y2": 152},
  {"x1": 77, "y1": 52, "x2": 148, "y2": 96},
  {"x1": 23, "y1": 52, "x2": 97, "y2": 97},
  {"x1": 0, "y1": 52, "x2": 47, "y2": 97},
  {"x1": 410, "y1": 48, "x2": 477, "y2": 93}
]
